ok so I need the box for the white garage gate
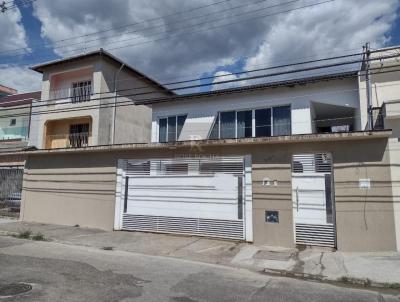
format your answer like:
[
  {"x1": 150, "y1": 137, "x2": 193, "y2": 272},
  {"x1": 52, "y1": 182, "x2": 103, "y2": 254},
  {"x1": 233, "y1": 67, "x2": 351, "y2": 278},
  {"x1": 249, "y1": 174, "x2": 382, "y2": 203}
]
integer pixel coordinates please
[{"x1": 114, "y1": 156, "x2": 253, "y2": 241}]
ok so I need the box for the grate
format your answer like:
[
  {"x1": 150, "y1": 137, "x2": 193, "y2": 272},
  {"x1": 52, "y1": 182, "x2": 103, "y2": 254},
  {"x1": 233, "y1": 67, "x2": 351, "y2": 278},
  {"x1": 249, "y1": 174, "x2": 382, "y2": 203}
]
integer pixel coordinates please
[
  {"x1": 122, "y1": 214, "x2": 244, "y2": 240},
  {"x1": 292, "y1": 154, "x2": 332, "y2": 173},
  {"x1": 295, "y1": 223, "x2": 335, "y2": 247}
]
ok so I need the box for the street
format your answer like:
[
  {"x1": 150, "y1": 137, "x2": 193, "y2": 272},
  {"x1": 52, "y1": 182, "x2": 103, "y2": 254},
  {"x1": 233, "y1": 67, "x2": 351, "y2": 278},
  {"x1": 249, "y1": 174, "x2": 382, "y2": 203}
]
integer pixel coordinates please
[{"x1": 0, "y1": 236, "x2": 399, "y2": 302}]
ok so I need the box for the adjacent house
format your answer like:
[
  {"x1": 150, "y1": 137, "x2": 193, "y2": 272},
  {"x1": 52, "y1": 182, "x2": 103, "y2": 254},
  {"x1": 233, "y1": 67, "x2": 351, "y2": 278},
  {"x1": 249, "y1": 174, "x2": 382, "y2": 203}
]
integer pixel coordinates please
[
  {"x1": 28, "y1": 49, "x2": 172, "y2": 149},
  {"x1": 0, "y1": 84, "x2": 17, "y2": 98},
  {"x1": 0, "y1": 91, "x2": 40, "y2": 156},
  {"x1": 15, "y1": 46, "x2": 400, "y2": 252},
  {"x1": 0, "y1": 91, "x2": 40, "y2": 216}
]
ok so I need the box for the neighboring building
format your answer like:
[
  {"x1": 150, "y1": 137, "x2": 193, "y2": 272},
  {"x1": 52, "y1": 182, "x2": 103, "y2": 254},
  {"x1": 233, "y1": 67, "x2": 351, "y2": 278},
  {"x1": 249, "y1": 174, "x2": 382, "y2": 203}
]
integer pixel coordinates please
[
  {"x1": 0, "y1": 91, "x2": 40, "y2": 217},
  {"x1": 16, "y1": 46, "x2": 400, "y2": 252},
  {"x1": 358, "y1": 46, "x2": 400, "y2": 254},
  {"x1": 29, "y1": 49, "x2": 172, "y2": 149},
  {"x1": 0, "y1": 91, "x2": 40, "y2": 153},
  {"x1": 0, "y1": 84, "x2": 17, "y2": 98}
]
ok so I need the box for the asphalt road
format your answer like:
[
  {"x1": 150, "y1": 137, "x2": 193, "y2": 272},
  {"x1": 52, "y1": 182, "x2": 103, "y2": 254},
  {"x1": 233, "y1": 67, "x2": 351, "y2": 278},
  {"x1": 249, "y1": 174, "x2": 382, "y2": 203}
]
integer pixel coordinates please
[{"x1": 0, "y1": 236, "x2": 399, "y2": 302}]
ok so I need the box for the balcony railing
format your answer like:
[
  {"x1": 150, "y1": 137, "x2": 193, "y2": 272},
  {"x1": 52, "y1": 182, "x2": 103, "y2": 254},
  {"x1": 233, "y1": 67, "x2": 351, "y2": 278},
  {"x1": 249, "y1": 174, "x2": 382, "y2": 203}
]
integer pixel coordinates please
[
  {"x1": 0, "y1": 126, "x2": 29, "y2": 141},
  {"x1": 45, "y1": 132, "x2": 91, "y2": 149},
  {"x1": 48, "y1": 85, "x2": 92, "y2": 103}
]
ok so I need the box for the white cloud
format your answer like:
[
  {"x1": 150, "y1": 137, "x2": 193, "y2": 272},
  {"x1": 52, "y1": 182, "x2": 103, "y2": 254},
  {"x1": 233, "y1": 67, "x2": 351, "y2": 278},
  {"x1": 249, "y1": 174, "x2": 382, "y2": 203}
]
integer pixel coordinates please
[
  {"x1": 245, "y1": 0, "x2": 399, "y2": 71},
  {"x1": 0, "y1": 65, "x2": 42, "y2": 93},
  {"x1": 211, "y1": 71, "x2": 249, "y2": 90},
  {"x1": 26, "y1": 0, "x2": 400, "y2": 92},
  {"x1": 0, "y1": 8, "x2": 28, "y2": 52}
]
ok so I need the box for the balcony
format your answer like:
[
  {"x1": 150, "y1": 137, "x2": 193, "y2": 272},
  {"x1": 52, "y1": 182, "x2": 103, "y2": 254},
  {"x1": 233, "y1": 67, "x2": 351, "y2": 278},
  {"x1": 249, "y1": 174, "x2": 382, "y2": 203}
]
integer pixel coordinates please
[
  {"x1": 45, "y1": 132, "x2": 91, "y2": 149},
  {"x1": 44, "y1": 116, "x2": 92, "y2": 149},
  {"x1": 48, "y1": 83, "x2": 92, "y2": 103},
  {"x1": 0, "y1": 126, "x2": 29, "y2": 141}
]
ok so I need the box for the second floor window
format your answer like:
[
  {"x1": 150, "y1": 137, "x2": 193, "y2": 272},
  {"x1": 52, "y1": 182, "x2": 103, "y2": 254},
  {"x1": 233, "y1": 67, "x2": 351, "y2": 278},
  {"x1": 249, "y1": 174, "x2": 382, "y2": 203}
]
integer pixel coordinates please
[
  {"x1": 209, "y1": 105, "x2": 291, "y2": 139},
  {"x1": 71, "y1": 80, "x2": 91, "y2": 103},
  {"x1": 159, "y1": 115, "x2": 187, "y2": 143}
]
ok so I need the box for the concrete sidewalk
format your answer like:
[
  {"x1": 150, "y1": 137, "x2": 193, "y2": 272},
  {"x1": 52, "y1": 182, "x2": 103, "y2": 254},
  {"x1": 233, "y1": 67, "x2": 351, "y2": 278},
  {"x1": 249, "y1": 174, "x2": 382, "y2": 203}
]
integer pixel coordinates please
[{"x1": 0, "y1": 218, "x2": 399, "y2": 287}]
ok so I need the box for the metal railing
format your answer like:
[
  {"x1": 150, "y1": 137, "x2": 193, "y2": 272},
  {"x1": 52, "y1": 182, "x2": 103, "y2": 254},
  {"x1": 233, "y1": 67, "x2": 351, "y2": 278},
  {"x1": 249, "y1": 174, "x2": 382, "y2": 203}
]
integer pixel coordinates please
[
  {"x1": 0, "y1": 166, "x2": 23, "y2": 217},
  {"x1": 45, "y1": 132, "x2": 91, "y2": 149},
  {"x1": 48, "y1": 84, "x2": 92, "y2": 103}
]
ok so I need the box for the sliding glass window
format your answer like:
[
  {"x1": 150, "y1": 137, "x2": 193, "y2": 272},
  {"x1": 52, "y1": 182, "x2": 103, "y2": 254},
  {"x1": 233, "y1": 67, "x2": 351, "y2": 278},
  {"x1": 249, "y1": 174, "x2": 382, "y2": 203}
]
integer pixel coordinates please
[
  {"x1": 209, "y1": 105, "x2": 291, "y2": 139},
  {"x1": 159, "y1": 115, "x2": 187, "y2": 142},
  {"x1": 273, "y1": 106, "x2": 291, "y2": 136},
  {"x1": 237, "y1": 110, "x2": 252, "y2": 138},
  {"x1": 255, "y1": 108, "x2": 271, "y2": 137}
]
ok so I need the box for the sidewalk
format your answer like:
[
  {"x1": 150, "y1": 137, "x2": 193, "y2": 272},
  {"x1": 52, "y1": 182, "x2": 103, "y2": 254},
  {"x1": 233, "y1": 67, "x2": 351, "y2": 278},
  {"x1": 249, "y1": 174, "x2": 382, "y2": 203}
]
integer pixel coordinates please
[{"x1": 0, "y1": 219, "x2": 399, "y2": 287}]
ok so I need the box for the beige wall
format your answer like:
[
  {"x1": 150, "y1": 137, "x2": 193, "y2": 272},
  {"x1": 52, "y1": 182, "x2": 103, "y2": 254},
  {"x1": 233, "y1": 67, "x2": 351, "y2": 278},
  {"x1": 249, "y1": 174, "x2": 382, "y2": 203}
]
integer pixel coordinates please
[{"x1": 21, "y1": 137, "x2": 397, "y2": 251}]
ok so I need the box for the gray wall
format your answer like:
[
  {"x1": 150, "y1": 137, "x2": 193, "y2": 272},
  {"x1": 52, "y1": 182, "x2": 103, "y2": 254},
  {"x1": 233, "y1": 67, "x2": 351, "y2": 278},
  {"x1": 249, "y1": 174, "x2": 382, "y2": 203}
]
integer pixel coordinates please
[{"x1": 20, "y1": 137, "x2": 397, "y2": 251}]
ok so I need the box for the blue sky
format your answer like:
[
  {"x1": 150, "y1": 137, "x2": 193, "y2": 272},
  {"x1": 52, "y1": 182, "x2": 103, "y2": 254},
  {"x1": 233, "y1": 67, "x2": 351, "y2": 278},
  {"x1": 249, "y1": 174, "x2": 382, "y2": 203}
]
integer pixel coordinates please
[{"x1": 1, "y1": 0, "x2": 400, "y2": 92}]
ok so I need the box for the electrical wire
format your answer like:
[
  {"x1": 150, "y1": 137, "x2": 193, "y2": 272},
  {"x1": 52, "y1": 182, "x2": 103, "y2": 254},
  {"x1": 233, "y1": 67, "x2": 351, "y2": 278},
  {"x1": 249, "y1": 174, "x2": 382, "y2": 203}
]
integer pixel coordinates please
[
  {"x1": 0, "y1": 64, "x2": 399, "y2": 120},
  {"x1": 0, "y1": 49, "x2": 395, "y2": 112},
  {"x1": 0, "y1": 0, "x2": 334, "y2": 63}
]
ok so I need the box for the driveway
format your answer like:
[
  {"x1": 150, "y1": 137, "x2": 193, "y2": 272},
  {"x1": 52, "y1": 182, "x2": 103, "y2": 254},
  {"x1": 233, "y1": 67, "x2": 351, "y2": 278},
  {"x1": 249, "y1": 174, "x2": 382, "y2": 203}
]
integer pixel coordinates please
[{"x1": 0, "y1": 236, "x2": 399, "y2": 301}]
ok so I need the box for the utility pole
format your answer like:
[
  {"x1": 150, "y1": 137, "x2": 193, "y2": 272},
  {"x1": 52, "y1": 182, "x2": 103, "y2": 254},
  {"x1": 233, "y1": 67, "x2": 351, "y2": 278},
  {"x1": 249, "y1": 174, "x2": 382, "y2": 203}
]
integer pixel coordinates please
[{"x1": 364, "y1": 42, "x2": 374, "y2": 130}]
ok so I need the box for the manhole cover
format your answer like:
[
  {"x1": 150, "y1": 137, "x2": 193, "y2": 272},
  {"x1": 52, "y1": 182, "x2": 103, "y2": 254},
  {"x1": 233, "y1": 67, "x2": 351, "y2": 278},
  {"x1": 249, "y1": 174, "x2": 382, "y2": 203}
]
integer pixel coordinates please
[{"x1": 0, "y1": 283, "x2": 32, "y2": 296}]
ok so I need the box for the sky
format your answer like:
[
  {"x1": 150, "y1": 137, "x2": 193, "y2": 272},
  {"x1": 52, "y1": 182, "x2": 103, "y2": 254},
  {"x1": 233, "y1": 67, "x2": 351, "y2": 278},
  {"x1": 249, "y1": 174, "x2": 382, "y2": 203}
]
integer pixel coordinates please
[{"x1": 0, "y1": 0, "x2": 399, "y2": 93}]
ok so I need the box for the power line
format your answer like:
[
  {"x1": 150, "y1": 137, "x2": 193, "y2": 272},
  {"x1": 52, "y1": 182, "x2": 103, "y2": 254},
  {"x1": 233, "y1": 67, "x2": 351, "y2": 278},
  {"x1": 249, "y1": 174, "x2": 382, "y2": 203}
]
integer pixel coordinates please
[
  {"x1": 0, "y1": 62, "x2": 399, "y2": 120},
  {"x1": 0, "y1": 48, "x2": 369, "y2": 108},
  {"x1": 0, "y1": 0, "x2": 235, "y2": 53},
  {"x1": 0, "y1": 0, "x2": 36, "y2": 13},
  {"x1": 0, "y1": 0, "x2": 334, "y2": 63},
  {"x1": 0, "y1": 0, "x2": 288, "y2": 55}
]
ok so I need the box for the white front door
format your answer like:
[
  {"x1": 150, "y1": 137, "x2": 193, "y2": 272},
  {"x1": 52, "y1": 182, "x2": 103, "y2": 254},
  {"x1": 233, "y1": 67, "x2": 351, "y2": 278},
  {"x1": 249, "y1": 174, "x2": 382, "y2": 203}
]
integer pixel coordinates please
[{"x1": 292, "y1": 154, "x2": 335, "y2": 247}]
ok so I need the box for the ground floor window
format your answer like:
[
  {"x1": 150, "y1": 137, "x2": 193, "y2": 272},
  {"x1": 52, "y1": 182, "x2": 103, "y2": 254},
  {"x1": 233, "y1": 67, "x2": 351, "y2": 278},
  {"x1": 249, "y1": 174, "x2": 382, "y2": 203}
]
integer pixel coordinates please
[{"x1": 209, "y1": 105, "x2": 291, "y2": 139}]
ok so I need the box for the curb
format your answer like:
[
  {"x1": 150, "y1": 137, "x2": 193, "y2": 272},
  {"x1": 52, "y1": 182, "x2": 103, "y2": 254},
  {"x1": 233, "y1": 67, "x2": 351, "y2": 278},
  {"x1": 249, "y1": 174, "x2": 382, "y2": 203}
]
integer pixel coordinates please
[{"x1": 263, "y1": 268, "x2": 400, "y2": 290}]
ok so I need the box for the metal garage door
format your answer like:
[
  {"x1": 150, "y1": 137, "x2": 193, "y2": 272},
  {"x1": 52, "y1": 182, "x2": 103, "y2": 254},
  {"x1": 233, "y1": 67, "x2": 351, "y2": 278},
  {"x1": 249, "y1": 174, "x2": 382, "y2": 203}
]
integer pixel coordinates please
[{"x1": 114, "y1": 156, "x2": 252, "y2": 240}]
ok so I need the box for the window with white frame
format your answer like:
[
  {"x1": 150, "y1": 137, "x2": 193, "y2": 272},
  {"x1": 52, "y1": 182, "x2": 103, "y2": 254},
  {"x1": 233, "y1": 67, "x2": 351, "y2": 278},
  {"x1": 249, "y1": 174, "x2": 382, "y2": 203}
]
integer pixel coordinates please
[
  {"x1": 209, "y1": 105, "x2": 291, "y2": 139},
  {"x1": 159, "y1": 115, "x2": 187, "y2": 142}
]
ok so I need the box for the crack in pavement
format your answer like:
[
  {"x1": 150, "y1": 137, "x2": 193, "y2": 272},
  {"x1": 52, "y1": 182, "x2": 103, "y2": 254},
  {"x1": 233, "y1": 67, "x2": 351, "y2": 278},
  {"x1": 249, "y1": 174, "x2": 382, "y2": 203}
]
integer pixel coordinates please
[{"x1": 247, "y1": 280, "x2": 272, "y2": 302}]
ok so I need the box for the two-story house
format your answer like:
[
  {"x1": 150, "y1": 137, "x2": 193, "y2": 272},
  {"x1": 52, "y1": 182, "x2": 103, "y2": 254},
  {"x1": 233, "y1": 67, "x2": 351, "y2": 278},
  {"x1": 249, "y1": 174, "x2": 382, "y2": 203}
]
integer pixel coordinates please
[
  {"x1": 29, "y1": 49, "x2": 172, "y2": 149},
  {"x1": 18, "y1": 46, "x2": 400, "y2": 252}
]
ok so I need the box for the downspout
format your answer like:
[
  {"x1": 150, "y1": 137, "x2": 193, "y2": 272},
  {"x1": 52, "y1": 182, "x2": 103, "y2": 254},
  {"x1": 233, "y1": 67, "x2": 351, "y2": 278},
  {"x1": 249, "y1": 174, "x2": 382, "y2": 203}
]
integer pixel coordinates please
[
  {"x1": 364, "y1": 42, "x2": 374, "y2": 130},
  {"x1": 111, "y1": 63, "x2": 125, "y2": 144}
]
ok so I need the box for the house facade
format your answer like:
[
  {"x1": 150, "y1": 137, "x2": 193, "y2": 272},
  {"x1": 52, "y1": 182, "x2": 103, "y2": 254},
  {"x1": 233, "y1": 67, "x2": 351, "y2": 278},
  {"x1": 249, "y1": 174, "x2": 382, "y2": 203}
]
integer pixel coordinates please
[
  {"x1": 28, "y1": 49, "x2": 172, "y2": 149},
  {"x1": 15, "y1": 47, "x2": 400, "y2": 252}
]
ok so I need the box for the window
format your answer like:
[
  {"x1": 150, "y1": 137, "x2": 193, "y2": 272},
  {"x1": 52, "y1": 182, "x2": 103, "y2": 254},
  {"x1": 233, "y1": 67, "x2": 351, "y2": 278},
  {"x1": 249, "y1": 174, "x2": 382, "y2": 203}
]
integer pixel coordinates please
[
  {"x1": 69, "y1": 123, "x2": 89, "y2": 148},
  {"x1": 71, "y1": 80, "x2": 91, "y2": 103},
  {"x1": 159, "y1": 115, "x2": 187, "y2": 142},
  {"x1": 9, "y1": 119, "x2": 16, "y2": 127},
  {"x1": 273, "y1": 106, "x2": 291, "y2": 136},
  {"x1": 210, "y1": 105, "x2": 291, "y2": 139},
  {"x1": 255, "y1": 108, "x2": 271, "y2": 137},
  {"x1": 237, "y1": 110, "x2": 252, "y2": 138}
]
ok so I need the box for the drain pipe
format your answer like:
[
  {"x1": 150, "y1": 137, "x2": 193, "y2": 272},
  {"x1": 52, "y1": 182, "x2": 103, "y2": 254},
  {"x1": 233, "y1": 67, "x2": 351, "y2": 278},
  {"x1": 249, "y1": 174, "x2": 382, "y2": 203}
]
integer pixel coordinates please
[
  {"x1": 364, "y1": 43, "x2": 374, "y2": 130},
  {"x1": 111, "y1": 63, "x2": 125, "y2": 144}
]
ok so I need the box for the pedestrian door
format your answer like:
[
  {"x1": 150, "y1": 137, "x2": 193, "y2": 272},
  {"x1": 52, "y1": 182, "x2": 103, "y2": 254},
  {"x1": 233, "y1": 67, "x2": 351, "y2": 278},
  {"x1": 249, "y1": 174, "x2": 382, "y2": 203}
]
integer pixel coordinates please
[
  {"x1": 115, "y1": 157, "x2": 252, "y2": 241},
  {"x1": 292, "y1": 154, "x2": 336, "y2": 247}
]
